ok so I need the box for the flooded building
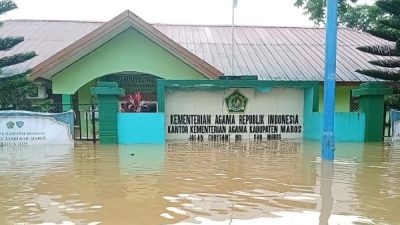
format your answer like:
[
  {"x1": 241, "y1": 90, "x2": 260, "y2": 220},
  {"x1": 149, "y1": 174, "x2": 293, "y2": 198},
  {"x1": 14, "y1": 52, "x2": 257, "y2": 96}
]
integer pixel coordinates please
[{"x1": 0, "y1": 11, "x2": 391, "y2": 143}]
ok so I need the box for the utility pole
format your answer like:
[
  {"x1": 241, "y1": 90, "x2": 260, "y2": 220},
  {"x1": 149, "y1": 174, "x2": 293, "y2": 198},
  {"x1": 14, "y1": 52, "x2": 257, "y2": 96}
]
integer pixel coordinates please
[{"x1": 322, "y1": 0, "x2": 339, "y2": 160}]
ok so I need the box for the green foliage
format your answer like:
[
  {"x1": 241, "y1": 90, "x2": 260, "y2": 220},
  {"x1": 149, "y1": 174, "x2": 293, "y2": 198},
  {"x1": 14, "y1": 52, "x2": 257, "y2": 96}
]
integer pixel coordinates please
[
  {"x1": 369, "y1": 59, "x2": 400, "y2": 67},
  {"x1": 385, "y1": 94, "x2": 400, "y2": 109},
  {"x1": 358, "y1": 0, "x2": 400, "y2": 66},
  {"x1": 0, "y1": 37, "x2": 23, "y2": 50},
  {"x1": 366, "y1": 29, "x2": 400, "y2": 42},
  {"x1": 0, "y1": 52, "x2": 36, "y2": 68},
  {"x1": 294, "y1": 0, "x2": 384, "y2": 31},
  {"x1": 357, "y1": 45, "x2": 399, "y2": 56},
  {"x1": 0, "y1": 0, "x2": 37, "y2": 110},
  {"x1": 294, "y1": 0, "x2": 358, "y2": 25},
  {"x1": 341, "y1": 4, "x2": 386, "y2": 31},
  {"x1": 380, "y1": 17, "x2": 400, "y2": 30},
  {"x1": 355, "y1": 69, "x2": 400, "y2": 80},
  {"x1": 0, "y1": 72, "x2": 36, "y2": 108},
  {"x1": 0, "y1": 0, "x2": 15, "y2": 16},
  {"x1": 294, "y1": 0, "x2": 327, "y2": 25},
  {"x1": 357, "y1": 0, "x2": 400, "y2": 108},
  {"x1": 376, "y1": 0, "x2": 400, "y2": 15}
]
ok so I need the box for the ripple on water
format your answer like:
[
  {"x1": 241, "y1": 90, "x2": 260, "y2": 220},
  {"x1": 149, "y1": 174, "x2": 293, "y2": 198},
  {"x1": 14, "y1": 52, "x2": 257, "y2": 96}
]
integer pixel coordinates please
[
  {"x1": 172, "y1": 211, "x2": 373, "y2": 225},
  {"x1": 166, "y1": 207, "x2": 187, "y2": 215},
  {"x1": 0, "y1": 141, "x2": 399, "y2": 224},
  {"x1": 160, "y1": 212, "x2": 175, "y2": 219}
]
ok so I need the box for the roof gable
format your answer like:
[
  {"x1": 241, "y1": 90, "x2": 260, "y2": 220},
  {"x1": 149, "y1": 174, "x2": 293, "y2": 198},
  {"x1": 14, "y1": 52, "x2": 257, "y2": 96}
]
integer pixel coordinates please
[
  {"x1": 30, "y1": 10, "x2": 223, "y2": 80},
  {"x1": 51, "y1": 28, "x2": 213, "y2": 94}
]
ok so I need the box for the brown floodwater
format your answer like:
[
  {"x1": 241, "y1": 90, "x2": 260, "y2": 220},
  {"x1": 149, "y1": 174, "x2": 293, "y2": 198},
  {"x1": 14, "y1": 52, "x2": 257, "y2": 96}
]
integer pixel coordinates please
[{"x1": 0, "y1": 140, "x2": 399, "y2": 225}]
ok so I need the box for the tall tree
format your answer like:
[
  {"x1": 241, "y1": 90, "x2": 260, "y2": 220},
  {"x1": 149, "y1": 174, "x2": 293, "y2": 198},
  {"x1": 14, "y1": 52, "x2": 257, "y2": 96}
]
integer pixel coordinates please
[
  {"x1": 356, "y1": 0, "x2": 400, "y2": 109},
  {"x1": 356, "y1": 0, "x2": 400, "y2": 81},
  {"x1": 341, "y1": 4, "x2": 385, "y2": 31},
  {"x1": 294, "y1": 0, "x2": 356, "y2": 25},
  {"x1": 294, "y1": 0, "x2": 384, "y2": 31},
  {"x1": 0, "y1": 0, "x2": 36, "y2": 109}
]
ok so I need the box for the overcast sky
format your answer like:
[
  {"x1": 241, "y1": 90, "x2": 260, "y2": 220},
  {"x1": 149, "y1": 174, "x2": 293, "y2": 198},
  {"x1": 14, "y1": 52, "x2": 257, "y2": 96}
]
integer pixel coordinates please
[
  {"x1": 0, "y1": 0, "x2": 376, "y2": 27},
  {"x1": 1, "y1": 0, "x2": 317, "y2": 26}
]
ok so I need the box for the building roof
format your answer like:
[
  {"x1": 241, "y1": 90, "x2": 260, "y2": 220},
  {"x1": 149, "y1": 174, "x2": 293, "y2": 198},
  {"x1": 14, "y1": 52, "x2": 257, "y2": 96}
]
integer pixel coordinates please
[
  {"x1": 0, "y1": 15, "x2": 394, "y2": 82},
  {"x1": 29, "y1": 11, "x2": 222, "y2": 80}
]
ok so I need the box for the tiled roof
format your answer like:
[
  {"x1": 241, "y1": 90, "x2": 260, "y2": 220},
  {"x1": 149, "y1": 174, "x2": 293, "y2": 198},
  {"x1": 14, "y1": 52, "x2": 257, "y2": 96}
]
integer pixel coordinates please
[{"x1": 0, "y1": 19, "x2": 394, "y2": 82}]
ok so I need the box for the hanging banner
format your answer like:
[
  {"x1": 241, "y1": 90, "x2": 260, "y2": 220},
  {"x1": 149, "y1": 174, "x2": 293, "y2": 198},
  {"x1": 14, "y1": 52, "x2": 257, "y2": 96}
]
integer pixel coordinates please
[
  {"x1": 0, "y1": 110, "x2": 74, "y2": 146},
  {"x1": 391, "y1": 110, "x2": 400, "y2": 141}
]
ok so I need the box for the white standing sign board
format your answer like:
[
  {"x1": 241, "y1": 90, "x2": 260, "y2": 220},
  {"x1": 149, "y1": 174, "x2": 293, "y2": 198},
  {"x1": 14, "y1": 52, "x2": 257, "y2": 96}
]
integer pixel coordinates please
[
  {"x1": 391, "y1": 110, "x2": 400, "y2": 141},
  {"x1": 0, "y1": 111, "x2": 74, "y2": 146}
]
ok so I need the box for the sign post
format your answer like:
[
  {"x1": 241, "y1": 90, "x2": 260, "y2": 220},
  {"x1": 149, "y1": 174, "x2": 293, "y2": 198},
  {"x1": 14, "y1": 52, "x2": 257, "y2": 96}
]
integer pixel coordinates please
[{"x1": 322, "y1": 0, "x2": 339, "y2": 160}]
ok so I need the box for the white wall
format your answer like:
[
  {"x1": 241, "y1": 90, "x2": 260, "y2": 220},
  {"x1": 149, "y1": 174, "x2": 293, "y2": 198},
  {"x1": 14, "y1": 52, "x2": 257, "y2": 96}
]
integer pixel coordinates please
[{"x1": 166, "y1": 88, "x2": 304, "y2": 141}]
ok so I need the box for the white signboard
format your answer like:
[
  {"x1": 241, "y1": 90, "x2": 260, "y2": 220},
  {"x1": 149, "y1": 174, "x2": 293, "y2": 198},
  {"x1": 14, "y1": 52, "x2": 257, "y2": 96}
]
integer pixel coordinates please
[
  {"x1": 391, "y1": 110, "x2": 400, "y2": 141},
  {"x1": 393, "y1": 121, "x2": 400, "y2": 141},
  {"x1": 0, "y1": 111, "x2": 74, "y2": 146},
  {"x1": 166, "y1": 88, "x2": 304, "y2": 141}
]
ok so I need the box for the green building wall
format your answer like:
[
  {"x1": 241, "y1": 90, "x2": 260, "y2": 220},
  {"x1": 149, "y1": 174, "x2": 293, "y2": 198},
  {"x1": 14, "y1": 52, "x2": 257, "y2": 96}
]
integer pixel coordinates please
[
  {"x1": 319, "y1": 85, "x2": 358, "y2": 112},
  {"x1": 304, "y1": 86, "x2": 366, "y2": 142},
  {"x1": 52, "y1": 27, "x2": 207, "y2": 95},
  {"x1": 76, "y1": 81, "x2": 98, "y2": 139},
  {"x1": 50, "y1": 25, "x2": 358, "y2": 114},
  {"x1": 78, "y1": 80, "x2": 97, "y2": 106}
]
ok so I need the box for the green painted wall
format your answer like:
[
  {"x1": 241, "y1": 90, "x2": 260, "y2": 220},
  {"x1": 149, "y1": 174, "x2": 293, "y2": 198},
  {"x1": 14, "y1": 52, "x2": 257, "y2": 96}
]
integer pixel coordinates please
[
  {"x1": 304, "y1": 86, "x2": 366, "y2": 142},
  {"x1": 359, "y1": 96, "x2": 385, "y2": 142},
  {"x1": 157, "y1": 80, "x2": 365, "y2": 142},
  {"x1": 353, "y1": 83, "x2": 392, "y2": 142},
  {"x1": 52, "y1": 28, "x2": 207, "y2": 94},
  {"x1": 97, "y1": 95, "x2": 119, "y2": 144},
  {"x1": 77, "y1": 80, "x2": 98, "y2": 139},
  {"x1": 78, "y1": 80, "x2": 97, "y2": 106},
  {"x1": 91, "y1": 82, "x2": 125, "y2": 144},
  {"x1": 61, "y1": 94, "x2": 72, "y2": 111},
  {"x1": 319, "y1": 85, "x2": 357, "y2": 112}
]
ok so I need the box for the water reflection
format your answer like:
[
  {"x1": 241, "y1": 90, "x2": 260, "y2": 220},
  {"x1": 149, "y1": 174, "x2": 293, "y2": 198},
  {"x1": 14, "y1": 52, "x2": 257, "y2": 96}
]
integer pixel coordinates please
[
  {"x1": 354, "y1": 142, "x2": 400, "y2": 224},
  {"x1": 0, "y1": 145, "x2": 74, "y2": 225},
  {"x1": 165, "y1": 141, "x2": 372, "y2": 225},
  {"x1": 0, "y1": 141, "x2": 398, "y2": 224},
  {"x1": 163, "y1": 141, "x2": 309, "y2": 223},
  {"x1": 118, "y1": 144, "x2": 165, "y2": 175},
  {"x1": 319, "y1": 161, "x2": 333, "y2": 225}
]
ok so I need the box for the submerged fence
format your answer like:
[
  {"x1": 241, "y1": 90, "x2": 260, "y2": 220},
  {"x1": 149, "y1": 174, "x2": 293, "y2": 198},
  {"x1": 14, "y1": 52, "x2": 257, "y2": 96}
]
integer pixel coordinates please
[{"x1": 0, "y1": 103, "x2": 99, "y2": 143}]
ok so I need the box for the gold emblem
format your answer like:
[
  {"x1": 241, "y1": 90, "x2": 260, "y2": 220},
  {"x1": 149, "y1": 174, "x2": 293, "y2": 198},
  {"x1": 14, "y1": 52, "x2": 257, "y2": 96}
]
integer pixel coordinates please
[{"x1": 225, "y1": 90, "x2": 248, "y2": 113}]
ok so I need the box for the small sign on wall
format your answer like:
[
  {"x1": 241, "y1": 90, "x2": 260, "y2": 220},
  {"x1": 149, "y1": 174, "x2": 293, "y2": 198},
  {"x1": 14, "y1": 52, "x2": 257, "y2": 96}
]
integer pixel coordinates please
[
  {"x1": 165, "y1": 88, "x2": 304, "y2": 141},
  {"x1": 0, "y1": 111, "x2": 74, "y2": 147},
  {"x1": 391, "y1": 110, "x2": 400, "y2": 141}
]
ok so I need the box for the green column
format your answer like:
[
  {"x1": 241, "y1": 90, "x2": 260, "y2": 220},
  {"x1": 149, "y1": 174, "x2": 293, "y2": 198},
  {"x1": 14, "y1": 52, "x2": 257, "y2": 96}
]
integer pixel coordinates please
[
  {"x1": 62, "y1": 94, "x2": 73, "y2": 111},
  {"x1": 91, "y1": 82, "x2": 125, "y2": 144},
  {"x1": 352, "y1": 82, "x2": 392, "y2": 142}
]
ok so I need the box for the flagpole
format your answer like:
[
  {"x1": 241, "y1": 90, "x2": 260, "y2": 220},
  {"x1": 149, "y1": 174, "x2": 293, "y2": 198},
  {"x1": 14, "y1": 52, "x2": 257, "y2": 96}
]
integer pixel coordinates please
[{"x1": 231, "y1": 0, "x2": 235, "y2": 75}]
